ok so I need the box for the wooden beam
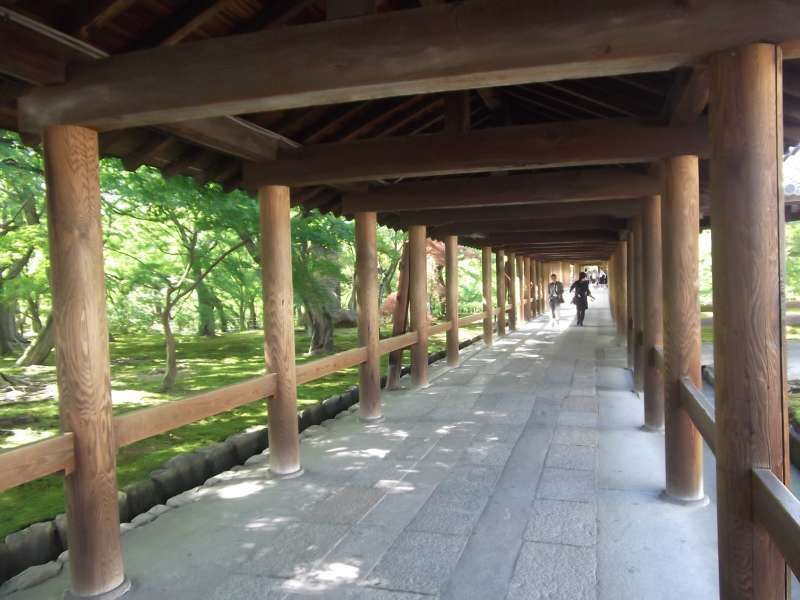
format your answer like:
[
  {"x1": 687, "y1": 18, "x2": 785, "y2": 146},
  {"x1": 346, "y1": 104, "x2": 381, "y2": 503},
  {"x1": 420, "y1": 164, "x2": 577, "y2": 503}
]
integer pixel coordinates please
[
  {"x1": 663, "y1": 67, "x2": 709, "y2": 125},
  {"x1": 355, "y1": 211, "x2": 382, "y2": 420},
  {"x1": 244, "y1": 119, "x2": 708, "y2": 187},
  {"x1": 342, "y1": 168, "x2": 657, "y2": 213},
  {"x1": 409, "y1": 225, "x2": 429, "y2": 386},
  {"x1": 431, "y1": 216, "x2": 626, "y2": 237},
  {"x1": 73, "y1": 0, "x2": 137, "y2": 41},
  {"x1": 20, "y1": 0, "x2": 800, "y2": 130},
  {"x1": 122, "y1": 134, "x2": 181, "y2": 171},
  {"x1": 445, "y1": 235, "x2": 459, "y2": 366},
  {"x1": 160, "y1": 0, "x2": 239, "y2": 46},
  {"x1": 641, "y1": 195, "x2": 664, "y2": 430}
]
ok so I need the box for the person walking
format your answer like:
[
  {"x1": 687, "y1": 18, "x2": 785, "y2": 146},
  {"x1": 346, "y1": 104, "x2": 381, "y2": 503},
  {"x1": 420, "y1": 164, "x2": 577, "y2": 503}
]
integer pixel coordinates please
[
  {"x1": 548, "y1": 273, "x2": 564, "y2": 325},
  {"x1": 570, "y1": 271, "x2": 595, "y2": 326}
]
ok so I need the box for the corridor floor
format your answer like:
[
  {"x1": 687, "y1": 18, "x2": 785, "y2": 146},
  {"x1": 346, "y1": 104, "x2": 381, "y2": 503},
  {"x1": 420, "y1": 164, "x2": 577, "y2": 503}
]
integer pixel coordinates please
[{"x1": 14, "y1": 291, "x2": 720, "y2": 599}]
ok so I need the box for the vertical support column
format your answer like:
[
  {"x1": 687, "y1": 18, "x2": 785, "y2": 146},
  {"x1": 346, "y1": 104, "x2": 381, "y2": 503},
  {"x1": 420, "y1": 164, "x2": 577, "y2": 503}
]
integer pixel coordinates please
[
  {"x1": 618, "y1": 239, "x2": 628, "y2": 341},
  {"x1": 409, "y1": 225, "x2": 429, "y2": 386},
  {"x1": 508, "y1": 253, "x2": 518, "y2": 331},
  {"x1": 523, "y1": 257, "x2": 531, "y2": 321},
  {"x1": 386, "y1": 242, "x2": 409, "y2": 390},
  {"x1": 633, "y1": 217, "x2": 645, "y2": 391},
  {"x1": 662, "y1": 155, "x2": 705, "y2": 504},
  {"x1": 710, "y1": 43, "x2": 787, "y2": 600},
  {"x1": 260, "y1": 185, "x2": 301, "y2": 477},
  {"x1": 531, "y1": 259, "x2": 539, "y2": 317},
  {"x1": 356, "y1": 211, "x2": 381, "y2": 421},
  {"x1": 642, "y1": 195, "x2": 665, "y2": 431},
  {"x1": 496, "y1": 250, "x2": 506, "y2": 336},
  {"x1": 445, "y1": 235, "x2": 460, "y2": 366},
  {"x1": 482, "y1": 247, "x2": 493, "y2": 346},
  {"x1": 44, "y1": 125, "x2": 128, "y2": 599}
]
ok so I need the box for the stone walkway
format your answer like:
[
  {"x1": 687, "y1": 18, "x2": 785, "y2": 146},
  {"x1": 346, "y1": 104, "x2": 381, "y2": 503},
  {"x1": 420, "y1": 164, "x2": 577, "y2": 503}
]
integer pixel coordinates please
[{"x1": 13, "y1": 291, "x2": 720, "y2": 599}]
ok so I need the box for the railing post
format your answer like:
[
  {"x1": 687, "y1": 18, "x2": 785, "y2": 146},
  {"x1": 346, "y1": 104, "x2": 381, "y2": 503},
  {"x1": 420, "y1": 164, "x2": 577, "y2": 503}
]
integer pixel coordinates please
[
  {"x1": 409, "y1": 225, "x2": 429, "y2": 386},
  {"x1": 355, "y1": 211, "x2": 381, "y2": 420},
  {"x1": 523, "y1": 256, "x2": 531, "y2": 321},
  {"x1": 44, "y1": 125, "x2": 129, "y2": 599},
  {"x1": 496, "y1": 250, "x2": 506, "y2": 336},
  {"x1": 632, "y1": 216, "x2": 645, "y2": 391},
  {"x1": 385, "y1": 241, "x2": 409, "y2": 390},
  {"x1": 642, "y1": 195, "x2": 665, "y2": 431},
  {"x1": 662, "y1": 155, "x2": 706, "y2": 504},
  {"x1": 482, "y1": 247, "x2": 493, "y2": 346},
  {"x1": 710, "y1": 43, "x2": 788, "y2": 600},
  {"x1": 508, "y1": 252, "x2": 518, "y2": 330},
  {"x1": 626, "y1": 229, "x2": 636, "y2": 371},
  {"x1": 445, "y1": 235, "x2": 460, "y2": 366},
  {"x1": 531, "y1": 259, "x2": 539, "y2": 317},
  {"x1": 259, "y1": 185, "x2": 301, "y2": 477}
]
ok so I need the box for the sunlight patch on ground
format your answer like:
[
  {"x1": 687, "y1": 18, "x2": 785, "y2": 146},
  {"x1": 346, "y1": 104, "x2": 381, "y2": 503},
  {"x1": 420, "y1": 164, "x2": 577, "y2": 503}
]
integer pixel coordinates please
[
  {"x1": 1, "y1": 428, "x2": 52, "y2": 446},
  {"x1": 111, "y1": 388, "x2": 160, "y2": 405}
]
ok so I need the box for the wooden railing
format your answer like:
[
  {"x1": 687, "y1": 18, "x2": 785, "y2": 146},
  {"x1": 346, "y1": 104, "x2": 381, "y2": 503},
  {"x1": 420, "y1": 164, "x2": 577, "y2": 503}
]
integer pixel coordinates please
[
  {"x1": 651, "y1": 344, "x2": 800, "y2": 576},
  {"x1": 0, "y1": 310, "x2": 493, "y2": 495}
]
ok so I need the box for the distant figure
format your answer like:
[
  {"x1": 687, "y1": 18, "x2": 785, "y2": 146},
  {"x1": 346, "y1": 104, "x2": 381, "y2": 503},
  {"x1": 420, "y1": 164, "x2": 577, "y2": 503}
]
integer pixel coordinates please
[
  {"x1": 570, "y1": 271, "x2": 595, "y2": 327},
  {"x1": 548, "y1": 273, "x2": 564, "y2": 324},
  {"x1": 598, "y1": 271, "x2": 608, "y2": 287}
]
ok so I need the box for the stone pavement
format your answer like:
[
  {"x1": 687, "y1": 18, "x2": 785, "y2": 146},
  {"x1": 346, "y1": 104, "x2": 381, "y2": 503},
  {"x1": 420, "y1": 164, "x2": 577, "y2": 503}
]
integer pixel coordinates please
[{"x1": 13, "y1": 290, "x2": 720, "y2": 599}]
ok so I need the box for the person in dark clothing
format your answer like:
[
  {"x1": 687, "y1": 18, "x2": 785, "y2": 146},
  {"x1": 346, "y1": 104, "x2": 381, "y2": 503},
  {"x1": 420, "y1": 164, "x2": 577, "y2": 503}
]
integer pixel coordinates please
[
  {"x1": 570, "y1": 271, "x2": 595, "y2": 326},
  {"x1": 548, "y1": 273, "x2": 564, "y2": 324}
]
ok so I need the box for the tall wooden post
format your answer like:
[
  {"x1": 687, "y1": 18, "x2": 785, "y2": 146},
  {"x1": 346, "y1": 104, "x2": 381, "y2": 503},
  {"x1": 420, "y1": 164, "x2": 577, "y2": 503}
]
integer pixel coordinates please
[
  {"x1": 386, "y1": 242, "x2": 409, "y2": 390},
  {"x1": 496, "y1": 250, "x2": 506, "y2": 336},
  {"x1": 662, "y1": 155, "x2": 705, "y2": 503},
  {"x1": 633, "y1": 217, "x2": 645, "y2": 391},
  {"x1": 642, "y1": 195, "x2": 665, "y2": 430},
  {"x1": 618, "y1": 239, "x2": 628, "y2": 341},
  {"x1": 260, "y1": 185, "x2": 301, "y2": 477},
  {"x1": 508, "y1": 252, "x2": 518, "y2": 330},
  {"x1": 626, "y1": 232, "x2": 635, "y2": 366},
  {"x1": 531, "y1": 259, "x2": 539, "y2": 317},
  {"x1": 482, "y1": 247, "x2": 493, "y2": 346},
  {"x1": 356, "y1": 211, "x2": 381, "y2": 420},
  {"x1": 710, "y1": 43, "x2": 787, "y2": 600},
  {"x1": 44, "y1": 126, "x2": 128, "y2": 599},
  {"x1": 445, "y1": 235, "x2": 460, "y2": 366},
  {"x1": 523, "y1": 257, "x2": 531, "y2": 321},
  {"x1": 409, "y1": 225, "x2": 429, "y2": 386}
]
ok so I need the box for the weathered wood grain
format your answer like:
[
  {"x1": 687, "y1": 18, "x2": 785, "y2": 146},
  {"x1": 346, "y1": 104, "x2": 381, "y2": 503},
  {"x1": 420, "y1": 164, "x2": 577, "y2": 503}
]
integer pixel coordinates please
[
  {"x1": 409, "y1": 225, "x2": 429, "y2": 386},
  {"x1": 355, "y1": 211, "x2": 381, "y2": 419},
  {"x1": 642, "y1": 195, "x2": 664, "y2": 429},
  {"x1": 482, "y1": 247, "x2": 493, "y2": 345},
  {"x1": 445, "y1": 236, "x2": 460, "y2": 366}
]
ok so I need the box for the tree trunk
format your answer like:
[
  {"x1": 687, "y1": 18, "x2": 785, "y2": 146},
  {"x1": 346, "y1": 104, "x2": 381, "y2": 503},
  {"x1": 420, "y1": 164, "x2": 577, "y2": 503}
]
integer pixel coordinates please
[
  {"x1": 248, "y1": 299, "x2": 258, "y2": 329},
  {"x1": 304, "y1": 300, "x2": 334, "y2": 355},
  {"x1": 194, "y1": 268, "x2": 216, "y2": 337},
  {"x1": 16, "y1": 314, "x2": 55, "y2": 366},
  {"x1": 0, "y1": 300, "x2": 23, "y2": 355},
  {"x1": 212, "y1": 294, "x2": 228, "y2": 332},
  {"x1": 160, "y1": 308, "x2": 178, "y2": 392},
  {"x1": 27, "y1": 295, "x2": 43, "y2": 333},
  {"x1": 237, "y1": 301, "x2": 246, "y2": 331}
]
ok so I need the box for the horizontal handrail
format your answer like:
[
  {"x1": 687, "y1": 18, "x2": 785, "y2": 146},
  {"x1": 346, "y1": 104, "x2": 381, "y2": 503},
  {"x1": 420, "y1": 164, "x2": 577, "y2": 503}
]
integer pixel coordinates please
[
  {"x1": 378, "y1": 330, "x2": 419, "y2": 355},
  {"x1": 752, "y1": 467, "x2": 800, "y2": 577},
  {"x1": 114, "y1": 374, "x2": 277, "y2": 448},
  {"x1": 679, "y1": 376, "x2": 716, "y2": 454},
  {"x1": 0, "y1": 433, "x2": 75, "y2": 493},
  {"x1": 429, "y1": 321, "x2": 452, "y2": 335},
  {"x1": 459, "y1": 312, "x2": 487, "y2": 326},
  {"x1": 296, "y1": 346, "x2": 367, "y2": 385}
]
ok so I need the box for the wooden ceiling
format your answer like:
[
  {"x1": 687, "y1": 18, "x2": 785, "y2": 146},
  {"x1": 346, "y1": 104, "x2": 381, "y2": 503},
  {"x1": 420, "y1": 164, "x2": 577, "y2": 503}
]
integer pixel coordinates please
[{"x1": 1, "y1": 0, "x2": 799, "y2": 260}]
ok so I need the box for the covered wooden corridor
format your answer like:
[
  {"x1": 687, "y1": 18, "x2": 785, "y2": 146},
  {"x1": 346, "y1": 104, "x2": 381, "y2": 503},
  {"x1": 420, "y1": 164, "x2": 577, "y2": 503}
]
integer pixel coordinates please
[
  {"x1": 7, "y1": 292, "x2": 724, "y2": 600},
  {"x1": 1, "y1": 1, "x2": 800, "y2": 599}
]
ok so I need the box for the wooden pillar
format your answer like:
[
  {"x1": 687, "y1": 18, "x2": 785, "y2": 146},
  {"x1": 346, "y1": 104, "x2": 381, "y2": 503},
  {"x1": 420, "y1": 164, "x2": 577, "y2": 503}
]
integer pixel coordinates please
[
  {"x1": 626, "y1": 233, "x2": 635, "y2": 366},
  {"x1": 633, "y1": 218, "x2": 645, "y2": 391},
  {"x1": 618, "y1": 239, "x2": 628, "y2": 341},
  {"x1": 445, "y1": 235, "x2": 460, "y2": 366},
  {"x1": 508, "y1": 252, "x2": 518, "y2": 330},
  {"x1": 496, "y1": 250, "x2": 506, "y2": 336},
  {"x1": 409, "y1": 225, "x2": 429, "y2": 386},
  {"x1": 523, "y1": 257, "x2": 532, "y2": 321},
  {"x1": 356, "y1": 211, "x2": 381, "y2": 420},
  {"x1": 662, "y1": 155, "x2": 705, "y2": 503},
  {"x1": 642, "y1": 195, "x2": 665, "y2": 430},
  {"x1": 44, "y1": 125, "x2": 128, "y2": 598},
  {"x1": 710, "y1": 43, "x2": 787, "y2": 600},
  {"x1": 260, "y1": 185, "x2": 301, "y2": 477},
  {"x1": 531, "y1": 259, "x2": 539, "y2": 317},
  {"x1": 482, "y1": 247, "x2": 493, "y2": 346}
]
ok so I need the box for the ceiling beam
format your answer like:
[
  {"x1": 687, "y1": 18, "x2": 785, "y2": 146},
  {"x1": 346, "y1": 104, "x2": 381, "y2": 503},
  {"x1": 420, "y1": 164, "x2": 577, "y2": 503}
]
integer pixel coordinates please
[
  {"x1": 243, "y1": 118, "x2": 708, "y2": 187},
  {"x1": 662, "y1": 67, "x2": 709, "y2": 125},
  {"x1": 18, "y1": 0, "x2": 800, "y2": 130},
  {"x1": 341, "y1": 168, "x2": 657, "y2": 213},
  {"x1": 429, "y1": 216, "x2": 627, "y2": 236}
]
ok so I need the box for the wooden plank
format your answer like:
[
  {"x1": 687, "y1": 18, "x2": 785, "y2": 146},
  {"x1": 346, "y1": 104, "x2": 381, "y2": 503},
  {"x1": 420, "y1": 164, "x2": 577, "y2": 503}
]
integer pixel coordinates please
[
  {"x1": 18, "y1": 0, "x2": 800, "y2": 130},
  {"x1": 378, "y1": 331, "x2": 419, "y2": 355},
  {"x1": 752, "y1": 467, "x2": 800, "y2": 578},
  {"x1": 458, "y1": 312, "x2": 486, "y2": 327},
  {"x1": 341, "y1": 168, "x2": 659, "y2": 213},
  {"x1": 429, "y1": 321, "x2": 452, "y2": 336},
  {"x1": 296, "y1": 347, "x2": 368, "y2": 385},
  {"x1": 0, "y1": 433, "x2": 75, "y2": 494},
  {"x1": 160, "y1": 117, "x2": 287, "y2": 161},
  {"x1": 245, "y1": 119, "x2": 708, "y2": 187},
  {"x1": 114, "y1": 375, "x2": 277, "y2": 448},
  {"x1": 678, "y1": 377, "x2": 716, "y2": 455}
]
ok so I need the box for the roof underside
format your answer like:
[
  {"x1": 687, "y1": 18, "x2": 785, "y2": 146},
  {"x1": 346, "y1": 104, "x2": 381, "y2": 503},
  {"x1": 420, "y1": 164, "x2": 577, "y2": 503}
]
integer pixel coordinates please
[{"x1": 1, "y1": 0, "x2": 799, "y2": 261}]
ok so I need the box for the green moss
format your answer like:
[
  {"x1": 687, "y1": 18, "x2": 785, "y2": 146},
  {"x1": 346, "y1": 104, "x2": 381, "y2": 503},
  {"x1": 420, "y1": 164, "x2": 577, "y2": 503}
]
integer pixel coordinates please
[{"x1": 0, "y1": 324, "x2": 482, "y2": 537}]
